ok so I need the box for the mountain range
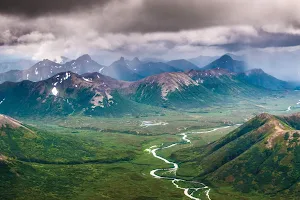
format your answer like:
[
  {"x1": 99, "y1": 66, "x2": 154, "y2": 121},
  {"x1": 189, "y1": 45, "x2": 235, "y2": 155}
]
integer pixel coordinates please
[
  {"x1": 0, "y1": 55, "x2": 201, "y2": 83},
  {"x1": 0, "y1": 55, "x2": 106, "y2": 83},
  {"x1": 101, "y1": 57, "x2": 200, "y2": 81},
  {"x1": 0, "y1": 71, "x2": 141, "y2": 116},
  {"x1": 0, "y1": 67, "x2": 288, "y2": 117},
  {"x1": 0, "y1": 53, "x2": 293, "y2": 87},
  {"x1": 0, "y1": 59, "x2": 35, "y2": 73},
  {"x1": 0, "y1": 53, "x2": 296, "y2": 117}
]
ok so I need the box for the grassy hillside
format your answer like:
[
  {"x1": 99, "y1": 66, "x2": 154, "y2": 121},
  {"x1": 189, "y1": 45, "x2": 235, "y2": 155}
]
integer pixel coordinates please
[
  {"x1": 172, "y1": 113, "x2": 300, "y2": 199},
  {"x1": 130, "y1": 69, "x2": 272, "y2": 109},
  {"x1": 0, "y1": 118, "x2": 188, "y2": 200}
]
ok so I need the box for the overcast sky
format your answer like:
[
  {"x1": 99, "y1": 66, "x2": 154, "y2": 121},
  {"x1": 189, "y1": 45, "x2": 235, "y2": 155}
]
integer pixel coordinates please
[{"x1": 1, "y1": 0, "x2": 300, "y2": 79}]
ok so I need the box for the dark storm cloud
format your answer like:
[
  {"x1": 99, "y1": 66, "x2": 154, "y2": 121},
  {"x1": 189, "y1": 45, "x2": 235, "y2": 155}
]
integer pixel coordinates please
[
  {"x1": 1, "y1": 0, "x2": 300, "y2": 82},
  {"x1": 1, "y1": 0, "x2": 300, "y2": 35},
  {"x1": 98, "y1": 0, "x2": 242, "y2": 33},
  {"x1": 257, "y1": 32, "x2": 300, "y2": 48},
  {"x1": 1, "y1": 0, "x2": 300, "y2": 62},
  {"x1": 215, "y1": 30, "x2": 300, "y2": 51},
  {"x1": 0, "y1": 0, "x2": 110, "y2": 16},
  {"x1": 97, "y1": 0, "x2": 300, "y2": 33},
  {"x1": 2, "y1": 0, "x2": 299, "y2": 33}
]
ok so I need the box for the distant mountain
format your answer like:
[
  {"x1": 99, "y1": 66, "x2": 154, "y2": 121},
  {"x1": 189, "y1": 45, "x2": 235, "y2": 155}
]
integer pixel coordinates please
[
  {"x1": 102, "y1": 57, "x2": 182, "y2": 81},
  {"x1": 102, "y1": 57, "x2": 143, "y2": 81},
  {"x1": 0, "y1": 54, "x2": 105, "y2": 83},
  {"x1": 203, "y1": 54, "x2": 247, "y2": 73},
  {"x1": 166, "y1": 59, "x2": 199, "y2": 71},
  {"x1": 225, "y1": 53, "x2": 245, "y2": 61},
  {"x1": 172, "y1": 113, "x2": 300, "y2": 198},
  {"x1": 0, "y1": 59, "x2": 63, "y2": 83},
  {"x1": 0, "y1": 59, "x2": 35, "y2": 73},
  {"x1": 201, "y1": 55, "x2": 292, "y2": 90},
  {"x1": 189, "y1": 55, "x2": 219, "y2": 67},
  {"x1": 64, "y1": 54, "x2": 105, "y2": 74},
  {"x1": 239, "y1": 49, "x2": 300, "y2": 82},
  {"x1": 135, "y1": 62, "x2": 180, "y2": 77},
  {"x1": 125, "y1": 57, "x2": 143, "y2": 71},
  {"x1": 238, "y1": 68, "x2": 291, "y2": 90}
]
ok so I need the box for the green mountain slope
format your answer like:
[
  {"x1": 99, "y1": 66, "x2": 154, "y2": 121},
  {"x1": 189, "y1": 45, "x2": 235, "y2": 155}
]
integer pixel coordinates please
[
  {"x1": 0, "y1": 115, "x2": 136, "y2": 200},
  {"x1": 0, "y1": 115, "x2": 132, "y2": 164},
  {"x1": 0, "y1": 67, "x2": 290, "y2": 116},
  {"x1": 0, "y1": 115, "x2": 185, "y2": 200},
  {"x1": 0, "y1": 72, "x2": 146, "y2": 117},
  {"x1": 172, "y1": 113, "x2": 300, "y2": 198},
  {"x1": 129, "y1": 69, "x2": 268, "y2": 108},
  {"x1": 237, "y1": 68, "x2": 291, "y2": 90}
]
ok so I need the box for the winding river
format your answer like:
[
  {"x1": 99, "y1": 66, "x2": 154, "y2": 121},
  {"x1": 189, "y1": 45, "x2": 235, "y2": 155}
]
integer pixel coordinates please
[{"x1": 146, "y1": 125, "x2": 238, "y2": 200}]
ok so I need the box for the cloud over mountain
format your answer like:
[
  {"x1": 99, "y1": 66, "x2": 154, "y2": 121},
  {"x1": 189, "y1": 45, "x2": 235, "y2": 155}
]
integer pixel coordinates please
[{"x1": 1, "y1": 0, "x2": 300, "y2": 64}]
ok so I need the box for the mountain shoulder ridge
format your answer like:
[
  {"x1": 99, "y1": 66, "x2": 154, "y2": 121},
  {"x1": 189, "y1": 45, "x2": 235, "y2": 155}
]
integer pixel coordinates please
[{"x1": 173, "y1": 112, "x2": 300, "y2": 195}]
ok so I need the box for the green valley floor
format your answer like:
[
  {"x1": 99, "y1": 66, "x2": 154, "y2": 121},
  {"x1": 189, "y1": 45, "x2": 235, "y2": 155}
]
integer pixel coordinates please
[{"x1": 1, "y1": 92, "x2": 300, "y2": 200}]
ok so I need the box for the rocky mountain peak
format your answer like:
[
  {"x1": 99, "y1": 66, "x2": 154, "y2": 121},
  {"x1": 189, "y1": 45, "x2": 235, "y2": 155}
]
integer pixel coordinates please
[
  {"x1": 220, "y1": 54, "x2": 234, "y2": 62},
  {"x1": 76, "y1": 54, "x2": 92, "y2": 61},
  {"x1": 132, "y1": 57, "x2": 140, "y2": 62}
]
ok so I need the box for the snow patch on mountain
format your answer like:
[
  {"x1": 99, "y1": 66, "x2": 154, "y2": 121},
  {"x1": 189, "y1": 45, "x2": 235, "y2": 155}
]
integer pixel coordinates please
[
  {"x1": 64, "y1": 72, "x2": 71, "y2": 80},
  {"x1": 51, "y1": 87, "x2": 59, "y2": 96},
  {"x1": 82, "y1": 77, "x2": 92, "y2": 82}
]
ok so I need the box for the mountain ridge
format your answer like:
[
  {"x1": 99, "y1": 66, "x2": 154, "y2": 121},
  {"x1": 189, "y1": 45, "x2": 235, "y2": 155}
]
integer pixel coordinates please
[
  {"x1": 172, "y1": 112, "x2": 300, "y2": 197},
  {"x1": 0, "y1": 71, "x2": 138, "y2": 116},
  {"x1": 0, "y1": 55, "x2": 105, "y2": 84},
  {"x1": 0, "y1": 66, "x2": 292, "y2": 116},
  {"x1": 237, "y1": 68, "x2": 291, "y2": 90}
]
